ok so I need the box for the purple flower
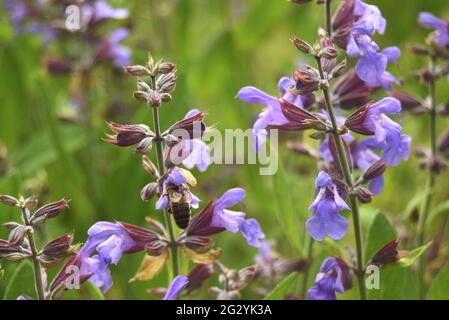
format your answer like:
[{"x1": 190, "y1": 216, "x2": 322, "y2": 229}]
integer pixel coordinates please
[
  {"x1": 78, "y1": 222, "x2": 144, "y2": 292},
  {"x1": 307, "y1": 257, "x2": 352, "y2": 300},
  {"x1": 237, "y1": 77, "x2": 308, "y2": 151},
  {"x1": 163, "y1": 275, "x2": 189, "y2": 300},
  {"x1": 4, "y1": 0, "x2": 32, "y2": 33},
  {"x1": 419, "y1": 12, "x2": 449, "y2": 47},
  {"x1": 155, "y1": 167, "x2": 200, "y2": 210},
  {"x1": 360, "y1": 98, "x2": 411, "y2": 166},
  {"x1": 96, "y1": 28, "x2": 131, "y2": 67},
  {"x1": 352, "y1": 139, "x2": 384, "y2": 195},
  {"x1": 82, "y1": 0, "x2": 129, "y2": 24},
  {"x1": 306, "y1": 172, "x2": 349, "y2": 241},
  {"x1": 345, "y1": 1, "x2": 400, "y2": 90},
  {"x1": 180, "y1": 109, "x2": 211, "y2": 172},
  {"x1": 211, "y1": 188, "x2": 265, "y2": 247}
]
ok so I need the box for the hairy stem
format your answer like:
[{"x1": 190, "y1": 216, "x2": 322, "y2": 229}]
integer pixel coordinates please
[
  {"x1": 300, "y1": 237, "x2": 314, "y2": 299},
  {"x1": 21, "y1": 208, "x2": 46, "y2": 300},
  {"x1": 417, "y1": 56, "x2": 437, "y2": 299},
  {"x1": 150, "y1": 76, "x2": 180, "y2": 278},
  {"x1": 316, "y1": 57, "x2": 367, "y2": 300}
]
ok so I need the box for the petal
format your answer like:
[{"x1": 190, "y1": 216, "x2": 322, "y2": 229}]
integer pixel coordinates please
[
  {"x1": 306, "y1": 211, "x2": 327, "y2": 241},
  {"x1": 212, "y1": 209, "x2": 245, "y2": 233},
  {"x1": 155, "y1": 195, "x2": 169, "y2": 209},
  {"x1": 216, "y1": 188, "x2": 246, "y2": 211},
  {"x1": 236, "y1": 86, "x2": 278, "y2": 110},
  {"x1": 163, "y1": 275, "x2": 189, "y2": 300},
  {"x1": 239, "y1": 218, "x2": 265, "y2": 247}
]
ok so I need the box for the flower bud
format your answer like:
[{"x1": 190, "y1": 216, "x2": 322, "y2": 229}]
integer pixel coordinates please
[
  {"x1": 355, "y1": 187, "x2": 374, "y2": 203},
  {"x1": 133, "y1": 90, "x2": 149, "y2": 102},
  {"x1": 168, "y1": 111, "x2": 206, "y2": 139},
  {"x1": 157, "y1": 73, "x2": 177, "y2": 93},
  {"x1": 369, "y1": 239, "x2": 400, "y2": 266},
  {"x1": 142, "y1": 155, "x2": 160, "y2": 178},
  {"x1": 140, "y1": 182, "x2": 158, "y2": 202},
  {"x1": 320, "y1": 46, "x2": 339, "y2": 60},
  {"x1": 409, "y1": 43, "x2": 430, "y2": 56},
  {"x1": 137, "y1": 79, "x2": 151, "y2": 92},
  {"x1": 186, "y1": 264, "x2": 213, "y2": 293},
  {"x1": 42, "y1": 234, "x2": 74, "y2": 259},
  {"x1": 23, "y1": 196, "x2": 38, "y2": 210},
  {"x1": 292, "y1": 68, "x2": 320, "y2": 95},
  {"x1": 363, "y1": 160, "x2": 386, "y2": 181},
  {"x1": 123, "y1": 65, "x2": 151, "y2": 77},
  {"x1": 161, "y1": 93, "x2": 172, "y2": 103},
  {"x1": 135, "y1": 137, "x2": 153, "y2": 154},
  {"x1": 8, "y1": 225, "x2": 27, "y2": 246},
  {"x1": 105, "y1": 122, "x2": 154, "y2": 147},
  {"x1": 0, "y1": 195, "x2": 19, "y2": 207},
  {"x1": 156, "y1": 60, "x2": 176, "y2": 74},
  {"x1": 3, "y1": 221, "x2": 21, "y2": 230},
  {"x1": 147, "y1": 90, "x2": 161, "y2": 108},
  {"x1": 290, "y1": 36, "x2": 315, "y2": 55},
  {"x1": 30, "y1": 198, "x2": 70, "y2": 225},
  {"x1": 163, "y1": 134, "x2": 180, "y2": 147},
  {"x1": 345, "y1": 103, "x2": 374, "y2": 135},
  {"x1": 331, "y1": 58, "x2": 347, "y2": 78}
]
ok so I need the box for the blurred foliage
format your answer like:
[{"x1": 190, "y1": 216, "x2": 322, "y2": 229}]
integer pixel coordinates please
[{"x1": 0, "y1": 0, "x2": 449, "y2": 300}]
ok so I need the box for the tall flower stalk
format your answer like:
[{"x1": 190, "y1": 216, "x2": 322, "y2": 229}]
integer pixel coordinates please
[{"x1": 395, "y1": 12, "x2": 449, "y2": 298}]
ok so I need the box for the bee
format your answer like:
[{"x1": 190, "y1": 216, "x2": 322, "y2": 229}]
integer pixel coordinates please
[{"x1": 166, "y1": 184, "x2": 192, "y2": 229}]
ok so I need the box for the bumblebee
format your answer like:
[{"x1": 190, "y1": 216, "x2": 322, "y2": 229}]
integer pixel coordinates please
[{"x1": 166, "y1": 184, "x2": 192, "y2": 229}]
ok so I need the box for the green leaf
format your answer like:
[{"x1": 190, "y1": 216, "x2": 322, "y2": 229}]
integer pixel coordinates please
[
  {"x1": 271, "y1": 153, "x2": 302, "y2": 254},
  {"x1": 396, "y1": 242, "x2": 432, "y2": 268},
  {"x1": 427, "y1": 263, "x2": 449, "y2": 299},
  {"x1": 264, "y1": 272, "x2": 299, "y2": 300},
  {"x1": 84, "y1": 281, "x2": 106, "y2": 300},
  {"x1": 364, "y1": 212, "x2": 397, "y2": 264},
  {"x1": 426, "y1": 199, "x2": 449, "y2": 232},
  {"x1": 3, "y1": 260, "x2": 36, "y2": 300},
  {"x1": 368, "y1": 265, "x2": 418, "y2": 300}
]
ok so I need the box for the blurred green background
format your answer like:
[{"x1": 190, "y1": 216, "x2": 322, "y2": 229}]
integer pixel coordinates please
[{"x1": 0, "y1": 0, "x2": 449, "y2": 300}]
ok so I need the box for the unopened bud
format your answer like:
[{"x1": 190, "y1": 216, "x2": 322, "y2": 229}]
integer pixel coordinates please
[
  {"x1": 133, "y1": 91, "x2": 148, "y2": 102},
  {"x1": 135, "y1": 137, "x2": 153, "y2": 154},
  {"x1": 320, "y1": 47, "x2": 339, "y2": 59},
  {"x1": 331, "y1": 59, "x2": 347, "y2": 78},
  {"x1": 140, "y1": 182, "x2": 158, "y2": 202},
  {"x1": 42, "y1": 234, "x2": 74, "y2": 258},
  {"x1": 137, "y1": 79, "x2": 151, "y2": 92},
  {"x1": 290, "y1": 36, "x2": 315, "y2": 55},
  {"x1": 363, "y1": 160, "x2": 386, "y2": 181},
  {"x1": 30, "y1": 198, "x2": 70, "y2": 225},
  {"x1": 370, "y1": 239, "x2": 400, "y2": 266},
  {"x1": 292, "y1": 69, "x2": 320, "y2": 95},
  {"x1": 409, "y1": 43, "x2": 430, "y2": 56},
  {"x1": 156, "y1": 60, "x2": 176, "y2": 74},
  {"x1": 23, "y1": 196, "x2": 38, "y2": 210},
  {"x1": 142, "y1": 155, "x2": 159, "y2": 177},
  {"x1": 0, "y1": 195, "x2": 19, "y2": 207},
  {"x1": 163, "y1": 134, "x2": 180, "y2": 147},
  {"x1": 355, "y1": 187, "x2": 373, "y2": 203},
  {"x1": 124, "y1": 65, "x2": 151, "y2": 77},
  {"x1": 161, "y1": 93, "x2": 172, "y2": 103},
  {"x1": 147, "y1": 90, "x2": 161, "y2": 108},
  {"x1": 157, "y1": 73, "x2": 177, "y2": 93}
]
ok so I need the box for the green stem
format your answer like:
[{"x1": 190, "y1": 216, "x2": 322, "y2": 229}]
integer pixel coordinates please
[
  {"x1": 417, "y1": 57, "x2": 437, "y2": 300},
  {"x1": 316, "y1": 57, "x2": 367, "y2": 300},
  {"x1": 149, "y1": 76, "x2": 180, "y2": 278},
  {"x1": 300, "y1": 237, "x2": 314, "y2": 299},
  {"x1": 21, "y1": 208, "x2": 46, "y2": 300}
]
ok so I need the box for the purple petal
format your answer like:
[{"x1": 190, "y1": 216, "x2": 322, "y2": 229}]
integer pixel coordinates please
[{"x1": 163, "y1": 275, "x2": 189, "y2": 300}]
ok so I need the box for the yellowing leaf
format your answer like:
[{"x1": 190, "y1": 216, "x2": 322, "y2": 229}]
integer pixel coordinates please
[
  {"x1": 182, "y1": 247, "x2": 221, "y2": 264},
  {"x1": 129, "y1": 250, "x2": 168, "y2": 282}
]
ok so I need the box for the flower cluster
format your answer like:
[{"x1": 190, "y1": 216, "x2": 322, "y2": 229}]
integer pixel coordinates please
[
  {"x1": 0, "y1": 195, "x2": 78, "y2": 300},
  {"x1": 238, "y1": 0, "x2": 411, "y2": 300},
  {"x1": 57, "y1": 55, "x2": 265, "y2": 296}
]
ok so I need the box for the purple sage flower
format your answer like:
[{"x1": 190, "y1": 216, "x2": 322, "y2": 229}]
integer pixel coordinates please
[
  {"x1": 307, "y1": 257, "x2": 352, "y2": 300},
  {"x1": 180, "y1": 109, "x2": 211, "y2": 172},
  {"x1": 358, "y1": 98, "x2": 411, "y2": 166},
  {"x1": 82, "y1": 0, "x2": 129, "y2": 25},
  {"x1": 96, "y1": 28, "x2": 131, "y2": 67},
  {"x1": 237, "y1": 77, "x2": 309, "y2": 151},
  {"x1": 78, "y1": 222, "x2": 144, "y2": 292},
  {"x1": 352, "y1": 139, "x2": 384, "y2": 195},
  {"x1": 419, "y1": 12, "x2": 449, "y2": 47},
  {"x1": 306, "y1": 172, "x2": 349, "y2": 241},
  {"x1": 211, "y1": 188, "x2": 265, "y2": 247},
  {"x1": 163, "y1": 275, "x2": 189, "y2": 300}
]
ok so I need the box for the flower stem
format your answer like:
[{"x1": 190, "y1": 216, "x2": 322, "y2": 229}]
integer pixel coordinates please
[
  {"x1": 150, "y1": 76, "x2": 180, "y2": 279},
  {"x1": 300, "y1": 237, "x2": 314, "y2": 299},
  {"x1": 417, "y1": 56, "x2": 437, "y2": 300},
  {"x1": 316, "y1": 57, "x2": 367, "y2": 300},
  {"x1": 21, "y1": 207, "x2": 46, "y2": 300}
]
